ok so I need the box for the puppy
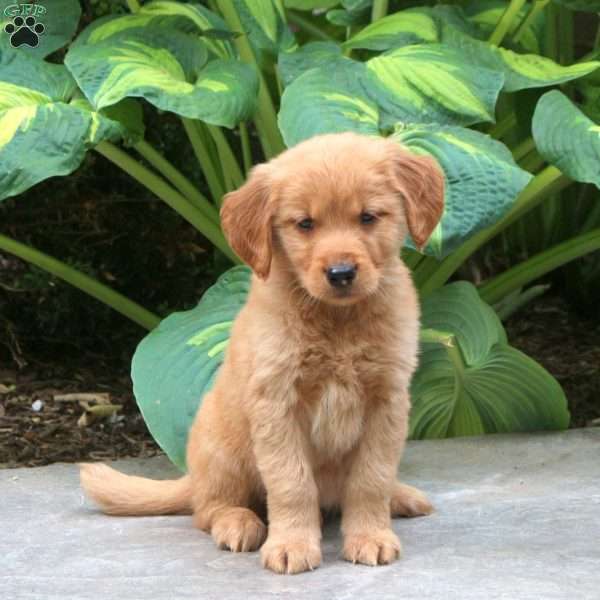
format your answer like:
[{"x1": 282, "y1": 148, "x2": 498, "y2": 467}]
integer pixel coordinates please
[{"x1": 80, "y1": 132, "x2": 445, "y2": 574}]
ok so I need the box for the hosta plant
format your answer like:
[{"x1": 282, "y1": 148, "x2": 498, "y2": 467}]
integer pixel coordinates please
[{"x1": 2, "y1": 0, "x2": 599, "y2": 468}]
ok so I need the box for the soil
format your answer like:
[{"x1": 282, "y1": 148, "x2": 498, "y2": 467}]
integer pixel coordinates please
[
  {"x1": 0, "y1": 357, "x2": 161, "y2": 469},
  {"x1": 505, "y1": 295, "x2": 600, "y2": 429},
  {"x1": 1, "y1": 293, "x2": 598, "y2": 469}
]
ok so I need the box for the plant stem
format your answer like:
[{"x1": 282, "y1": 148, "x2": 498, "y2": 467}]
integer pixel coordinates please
[
  {"x1": 505, "y1": 167, "x2": 570, "y2": 224},
  {"x1": 581, "y1": 198, "x2": 600, "y2": 233},
  {"x1": 207, "y1": 125, "x2": 244, "y2": 193},
  {"x1": 0, "y1": 233, "x2": 160, "y2": 330},
  {"x1": 371, "y1": 0, "x2": 389, "y2": 23},
  {"x1": 494, "y1": 283, "x2": 550, "y2": 321},
  {"x1": 413, "y1": 255, "x2": 443, "y2": 289},
  {"x1": 420, "y1": 166, "x2": 572, "y2": 296},
  {"x1": 275, "y1": 65, "x2": 284, "y2": 98},
  {"x1": 445, "y1": 337, "x2": 466, "y2": 382},
  {"x1": 511, "y1": 0, "x2": 550, "y2": 44},
  {"x1": 558, "y1": 5, "x2": 574, "y2": 68},
  {"x1": 489, "y1": 113, "x2": 517, "y2": 140},
  {"x1": 489, "y1": 0, "x2": 527, "y2": 46},
  {"x1": 520, "y1": 150, "x2": 545, "y2": 174},
  {"x1": 286, "y1": 10, "x2": 334, "y2": 42},
  {"x1": 512, "y1": 137, "x2": 536, "y2": 162},
  {"x1": 479, "y1": 228, "x2": 600, "y2": 305},
  {"x1": 239, "y1": 121, "x2": 253, "y2": 175},
  {"x1": 401, "y1": 248, "x2": 425, "y2": 271},
  {"x1": 125, "y1": 0, "x2": 141, "y2": 13},
  {"x1": 95, "y1": 141, "x2": 238, "y2": 264},
  {"x1": 181, "y1": 118, "x2": 226, "y2": 203},
  {"x1": 133, "y1": 140, "x2": 219, "y2": 225},
  {"x1": 545, "y1": 2, "x2": 559, "y2": 61},
  {"x1": 216, "y1": 0, "x2": 285, "y2": 159}
]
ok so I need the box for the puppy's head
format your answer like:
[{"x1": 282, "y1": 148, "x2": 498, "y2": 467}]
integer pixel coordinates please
[{"x1": 221, "y1": 133, "x2": 444, "y2": 305}]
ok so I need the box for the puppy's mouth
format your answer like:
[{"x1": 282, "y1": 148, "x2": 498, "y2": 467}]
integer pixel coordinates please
[
  {"x1": 318, "y1": 280, "x2": 376, "y2": 306},
  {"x1": 327, "y1": 291, "x2": 362, "y2": 306},
  {"x1": 299, "y1": 280, "x2": 363, "y2": 306}
]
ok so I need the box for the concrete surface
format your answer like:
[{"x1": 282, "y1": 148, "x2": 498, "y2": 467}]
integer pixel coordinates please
[{"x1": 1, "y1": 429, "x2": 599, "y2": 600}]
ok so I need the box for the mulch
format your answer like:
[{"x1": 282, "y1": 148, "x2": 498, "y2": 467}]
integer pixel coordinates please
[
  {"x1": 505, "y1": 295, "x2": 600, "y2": 429},
  {"x1": 0, "y1": 294, "x2": 598, "y2": 469},
  {"x1": 0, "y1": 361, "x2": 160, "y2": 469}
]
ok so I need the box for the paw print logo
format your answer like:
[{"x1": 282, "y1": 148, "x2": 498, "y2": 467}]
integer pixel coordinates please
[{"x1": 4, "y1": 15, "x2": 45, "y2": 48}]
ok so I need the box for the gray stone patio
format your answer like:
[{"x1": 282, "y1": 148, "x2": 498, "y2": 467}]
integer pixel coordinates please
[{"x1": 2, "y1": 429, "x2": 599, "y2": 600}]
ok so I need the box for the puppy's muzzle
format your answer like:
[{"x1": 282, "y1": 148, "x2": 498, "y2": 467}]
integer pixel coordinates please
[{"x1": 326, "y1": 263, "x2": 357, "y2": 289}]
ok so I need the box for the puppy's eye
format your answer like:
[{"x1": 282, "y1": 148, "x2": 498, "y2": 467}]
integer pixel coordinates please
[
  {"x1": 360, "y1": 212, "x2": 377, "y2": 225},
  {"x1": 297, "y1": 217, "x2": 314, "y2": 231}
]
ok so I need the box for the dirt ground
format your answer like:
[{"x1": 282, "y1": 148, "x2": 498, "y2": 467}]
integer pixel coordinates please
[
  {"x1": 505, "y1": 295, "x2": 600, "y2": 429},
  {"x1": 0, "y1": 294, "x2": 598, "y2": 469},
  {"x1": 0, "y1": 359, "x2": 161, "y2": 469}
]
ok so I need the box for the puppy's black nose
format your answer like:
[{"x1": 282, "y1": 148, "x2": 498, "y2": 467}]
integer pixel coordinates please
[{"x1": 326, "y1": 263, "x2": 357, "y2": 288}]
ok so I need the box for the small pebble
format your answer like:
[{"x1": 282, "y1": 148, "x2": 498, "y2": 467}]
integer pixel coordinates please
[{"x1": 31, "y1": 399, "x2": 44, "y2": 412}]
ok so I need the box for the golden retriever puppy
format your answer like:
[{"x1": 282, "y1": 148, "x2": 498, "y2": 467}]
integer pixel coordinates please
[{"x1": 80, "y1": 132, "x2": 445, "y2": 574}]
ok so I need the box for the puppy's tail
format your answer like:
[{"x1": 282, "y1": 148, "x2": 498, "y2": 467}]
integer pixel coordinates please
[{"x1": 79, "y1": 463, "x2": 192, "y2": 516}]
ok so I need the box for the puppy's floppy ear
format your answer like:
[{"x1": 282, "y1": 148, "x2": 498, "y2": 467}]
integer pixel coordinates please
[
  {"x1": 220, "y1": 164, "x2": 275, "y2": 279},
  {"x1": 387, "y1": 144, "x2": 445, "y2": 250}
]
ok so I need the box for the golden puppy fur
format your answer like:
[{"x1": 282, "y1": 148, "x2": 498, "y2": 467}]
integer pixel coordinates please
[{"x1": 80, "y1": 132, "x2": 445, "y2": 574}]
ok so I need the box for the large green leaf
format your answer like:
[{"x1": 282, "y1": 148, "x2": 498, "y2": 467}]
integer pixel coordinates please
[
  {"x1": 366, "y1": 44, "x2": 503, "y2": 128},
  {"x1": 140, "y1": 1, "x2": 236, "y2": 58},
  {"x1": 410, "y1": 282, "x2": 569, "y2": 439},
  {"x1": 131, "y1": 266, "x2": 252, "y2": 471},
  {"x1": 342, "y1": 5, "x2": 484, "y2": 51},
  {"x1": 393, "y1": 125, "x2": 532, "y2": 258},
  {"x1": 279, "y1": 58, "x2": 380, "y2": 144},
  {"x1": 0, "y1": 0, "x2": 81, "y2": 58},
  {"x1": 278, "y1": 41, "x2": 342, "y2": 87},
  {"x1": 344, "y1": 8, "x2": 599, "y2": 92},
  {"x1": 342, "y1": 9, "x2": 440, "y2": 51},
  {"x1": 0, "y1": 48, "x2": 131, "y2": 201},
  {"x1": 278, "y1": 46, "x2": 504, "y2": 145},
  {"x1": 439, "y1": 26, "x2": 597, "y2": 93},
  {"x1": 73, "y1": 1, "x2": 235, "y2": 59},
  {"x1": 532, "y1": 90, "x2": 600, "y2": 189},
  {"x1": 65, "y1": 28, "x2": 258, "y2": 128},
  {"x1": 492, "y1": 44, "x2": 598, "y2": 93}
]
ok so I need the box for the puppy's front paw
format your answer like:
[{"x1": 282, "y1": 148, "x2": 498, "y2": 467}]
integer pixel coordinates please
[
  {"x1": 211, "y1": 508, "x2": 267, "y2": 552},
  {"x1": 343, "y1": 529, "x2": 401, "y2": 566},
  {"x1": 261, "y1": 534, "x2": 322, "y2": 574}
]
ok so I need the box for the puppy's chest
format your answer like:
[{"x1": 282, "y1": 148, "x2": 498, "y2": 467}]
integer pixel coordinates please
[{"x1": 297, "y1": 346, "x2": 386, "y2": 458}]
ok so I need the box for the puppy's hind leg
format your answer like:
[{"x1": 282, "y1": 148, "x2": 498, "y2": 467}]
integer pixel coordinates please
[
  {"x1": 186, "y1": 395, "x2": 266, "y2": 553},
  {"x1": 199, "y1": 504, "x2": 267, "y2": 553},
  {"x1": 390, "y1": 480, "x2": 434, "y2": 518},
  {"x1": 190, "y1": 454, "x2": 266, "y2": 553}
]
